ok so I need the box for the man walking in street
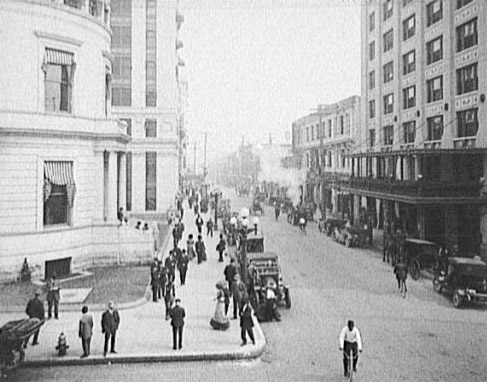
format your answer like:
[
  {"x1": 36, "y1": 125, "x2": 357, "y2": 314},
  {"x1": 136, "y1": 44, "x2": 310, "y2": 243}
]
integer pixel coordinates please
[
  {"x1": 224, "y1": 258, "x2": 237, "y2": 291},
  {"x1": 101, "y1": 301, "x2": 120, "y2": 357},
  {"x1": 206, "y1": 217, "x2": 214, "y2": 237},
  {"x1": 79, "y1": 305, "x2": 93, "y2": 358},
  {"x1": 231, "y1": 274, "x2": 247, "y2": 319},
  {"x1": 170, "y1": 298, "x2": 185, "y2": 350},
  {"x1": 240, "y1": 298, "x2": 255, "y2": 346},
  {"x1": 339, "y1": 319, "x2": 363, "y2": 378},
  {"x1": 25, "y1": 290, "x2": 44, "y2": 347},
  {"x1": 165, "y1": 250, "x2": 177, "y2": 283},
  {"x1": 195, "y1": 214, "x2": 204, "y2": 234},
  {"x1": 178, "y1": 249, "x2": 189, "y2": 286},
  {"x1": 46, "y1": 274, "x2": 60, "y2": 319},
  {"x1": 195, "y1": 235, "x2": 207, "y2": 264},
  {"x1": 216, "y1": 234, "x2": 226, "y2": 262}
]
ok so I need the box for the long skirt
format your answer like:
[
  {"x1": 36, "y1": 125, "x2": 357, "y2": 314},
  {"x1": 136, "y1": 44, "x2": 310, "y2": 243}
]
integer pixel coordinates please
[{"x1": 210, "y1": 300, "x2": 230, "y2": 330}]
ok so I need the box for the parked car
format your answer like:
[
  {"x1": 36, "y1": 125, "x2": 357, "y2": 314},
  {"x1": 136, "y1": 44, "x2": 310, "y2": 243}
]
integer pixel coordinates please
[
  {"x1": 318, "y1": 218, "x2": 347, "y2": 236},
  {"x1": 249, "y1": 199, "x2": 264, "y2": 216},
  {"x1": 433, "y1": 257, "x2": 487, "y2": 308},
  {"x1": 402, "y1": 238, "x2": 440, "y2": 280},
  {"x1": 333, "y1": 226, "x2": 368, "y2": 248}
]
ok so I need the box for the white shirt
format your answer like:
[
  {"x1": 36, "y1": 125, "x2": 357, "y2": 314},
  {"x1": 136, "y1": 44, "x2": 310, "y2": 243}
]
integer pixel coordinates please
[{"x1": 339, "y1": 326, "x2": 363, "y2": 351}]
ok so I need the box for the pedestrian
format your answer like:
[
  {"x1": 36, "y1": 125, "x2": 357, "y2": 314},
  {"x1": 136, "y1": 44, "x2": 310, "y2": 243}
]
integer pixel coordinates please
[
  {"x1": 224, "y1": 258, "x2": 237, "y2": 291},
  {"x1": 195, "y1": 235, "x2": 207, "y2": 264},
  {"x1": 158, "y1": 261, "x2": 167, "y2": 298},
  {"x1": 187, "y1": 234, "x2": 196, "y2": 261},
  {"x1": 79, "y1": 305, "x2": 93, "y2": 358},
  {"x1": 151, "y1": 265, "x2": 160, "y2": 302},
  {"x1": 274, "y1": 202, "x2": 280, "y2": 221},
  {"x1": 194, "y1": 201, "x2": 199, "y2": 215},
  {"x1": 222, "y1": 283, "x2": 231, "y2": 316},
  {"x1": 231, "y1": 274, "x2": 247, "y2": 319},
  {"x1": 164, "y1": 280, "x2": 175, "y2": 320},
  {"x1": 172, "y1": 223, "x2": 180, "y2": 247},
  {"x1": 101, "y1": 300, "x2": 120, "y2": 357},
  {"x1": 178, "y1": 249, "x2": 189, "y2": 286},
  {"x1": 210, "y1": 281, "x2": 230, "y2": 330},
  {"x1": 170, "y1": 298, "x2": 185, "y2": 350},
  {"x1": 239, "y1": 298, "x2": 255, "y2": 346},
  {"x1": 46, "y1": 273, "x2": 60, "y2": 319},
  {"x1": 216, "y1": 234, "x2": 226, "y2": 262},
  {"x1": 339, "y1": 320, "x2": 363, "y2": 378},
  {"x1": 173, "y1": 245, "x2": 183, "y2": 269},
  {"x1": 195, "y1": 214, "x2": 204, "y2": 234},
  {"x1": 177, "y1": 220, "x2": 185, "y2": 242},
  {"x1": 117, "y1": 207, "x2": 124, "y2": 223},
  {"x1": 206, "y1": 218, "x2": 214, "y2": 237},
  {"x1": 165, "y1": 251, "x2": 177, "y2": 283},
  {"x1": 24, "y1": 290, "x2": 44, "y2": 347}
]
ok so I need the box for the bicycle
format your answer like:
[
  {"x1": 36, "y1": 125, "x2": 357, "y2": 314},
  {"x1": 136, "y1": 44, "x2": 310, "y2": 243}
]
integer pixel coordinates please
[{"x1": 343, "y1": 347, "x2": 359, "y2": 381}]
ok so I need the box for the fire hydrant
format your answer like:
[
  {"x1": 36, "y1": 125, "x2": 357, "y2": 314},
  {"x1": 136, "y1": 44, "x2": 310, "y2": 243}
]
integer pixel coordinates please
[{"x1": 55, "y1": 332, "x2": 69, "y2": 356}]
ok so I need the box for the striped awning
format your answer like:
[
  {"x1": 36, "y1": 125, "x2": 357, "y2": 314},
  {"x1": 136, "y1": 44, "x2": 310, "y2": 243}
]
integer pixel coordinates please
[
  {"x1": 45, "y1": 48, "x2": 74, "y2": 66},
  {"x1": 44, "y1": 161, "x2": 75, "y2": 186}
]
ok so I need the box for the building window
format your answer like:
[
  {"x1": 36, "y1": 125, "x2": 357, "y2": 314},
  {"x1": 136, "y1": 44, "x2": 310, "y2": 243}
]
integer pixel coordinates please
[
  {"x1": 383, "y1": 61, "x2": 394, "y2": 83},
  {"x1": 112, "y1": 88, "x2": 132, "y2": 107},
  {"x1": 145, "y1": 152, "x2": 157, "y2": 211},
  {"x1": 369, "y1": 12, "x2": 375, "y2": 32},
  {"x1": 457, "y1": 108, "x2": 478, "y2": 137},
  {"x1": 457, "y1": 63, "x2": 478, "y2": 95},
  {"x1": 403, "y1": 50, "x2": 416, "y2": 75},
  {"x1": 383, "y1": 30, "x2": 394, "y2": 52},
  {"x1": 311, "y1": 125, "x2": 315, "y2": 141},
  {"x1": 306, "y1": 127, "x2": 309, "y2": 142},
  {"x1": 369, "y1": 41, "x2": 375, "y2": 61},
  {"x1": 426, "y1": 0, "x2": 442, "y2": 27},
  {"x1": 383, "y1": 125, "x2": 394, "y2": 146},
  {"x1": 403, "y1": 121, "x2": 416, "y2": 144},
  {"x1": 427, "y1": 116, "x2": 444, "y2": 141},
  {"x1": 403, "y1": 15, "x2": 415, "y2": 41},
  {"x1": 369, "y1": 129, "x2": 376, "y2": 147},
  {"x1": 456, "y1": 18, "x2": 477, "y2": 53},
  {"x1": 328, "y1": 120, "x2": 332, "y2": 137},
  {"x1": 426, "y1": 36, "x2": 443, "y2": 65},
  {"x1": 121, "y1": 118, "x2": 132, "y2": 136},
  {"x1": 146, "y1": 0, "x2": 157, "y2": 107},
  {"x1": 43, "y1": 161, "x2": 75, "y2": 226},
  {"x1": 383, "y1": 93, "x2": 394, "y2": 114},
  {"x1": 456, "y1": 0, "x2": 473, "y2": 10},
  {"x1": 383, "y1": 0, "x2": 393, "y2": 21},
  {"x1": 145, "y1": 119, "x2": 157, "y2": 138},
  {"x1": 369, "y1": 71, "x2": 375, "y2": 90},
  {"x1": 427, "y1": 76, "x2": 443, "y2": 103},
  {"x1": 327, "y1": 151, "x2": 332, "y2": 168},
  {"x1": 403, "y1": 86, "x2": 416, "y2": 109},
  {"x1": 369, "y1": 100, "x2": 376, "y2": 119},
  {"x1": 340, "y1": 116, "x2": 345, "y2": 135},
  {"x1": 126, "y1": 152, "x2": 132, "y2": 211},
  {"x1": 43, "y1": 49, "x2": 75, "y2": 113}
]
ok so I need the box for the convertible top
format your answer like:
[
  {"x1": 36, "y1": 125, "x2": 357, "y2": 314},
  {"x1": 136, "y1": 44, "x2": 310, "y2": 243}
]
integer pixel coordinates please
[
  {"x1": 449, "y1": 257, "x2": 487, "y2": 276},
  {"x1": 247, "y1": 251, "x2": 278, "y2": 262}
]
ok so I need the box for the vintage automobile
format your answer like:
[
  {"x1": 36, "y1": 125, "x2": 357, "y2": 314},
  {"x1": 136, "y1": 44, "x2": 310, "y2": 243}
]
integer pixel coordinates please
[
  {"x1": 287, "y1": 205, "x2": 312, "y2": 225},
  {"x1": 280, "y1": 198, "x2": 293, "y2": 214},
  {"x1": 242, "y1": 230, "x2": 265, "y2": 253},
  {"x1": 433, "y1": 257, "x2": 487, "y2": 308},
  {"x1": 402, "y1": 238, "x2": 440, "y2": 280},
  {"x1": 318, "y1": 218, "x2": 347, "y2": 236},
  {"x1": 247, "y1": 251, "x2": 291, "y2": 309},
  {"x1": 249, "y1": 199, "x2": 265, "y2": 216},
  {"x1": 333, "y1": 225, "x2": 368, "y2": 247}
]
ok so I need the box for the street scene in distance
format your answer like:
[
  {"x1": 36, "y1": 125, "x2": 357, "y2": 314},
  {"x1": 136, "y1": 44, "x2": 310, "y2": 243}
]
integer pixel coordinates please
[{"x1": 1, "y1": 0, "x2": 487, "y2": 381}]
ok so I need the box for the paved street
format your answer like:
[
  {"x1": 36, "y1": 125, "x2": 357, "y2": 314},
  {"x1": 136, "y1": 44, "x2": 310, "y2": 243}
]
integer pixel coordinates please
[{"x1": 8, "y1": 190, "x2": 487, "y2": 382}]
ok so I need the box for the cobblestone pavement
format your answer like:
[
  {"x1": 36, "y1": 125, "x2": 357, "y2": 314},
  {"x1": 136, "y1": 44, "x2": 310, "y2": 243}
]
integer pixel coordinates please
[{"x1": 6, "y1": 189, "x2": 487, "y2": 382}]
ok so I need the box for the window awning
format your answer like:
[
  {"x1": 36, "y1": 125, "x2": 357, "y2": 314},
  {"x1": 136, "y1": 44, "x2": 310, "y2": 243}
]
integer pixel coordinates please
[
  {"x1": 45, "y1": 48, "x2": 74, "y2": 66},
  {"x1": 44, "y1": 161, "x2": 75, "y2": 186}
]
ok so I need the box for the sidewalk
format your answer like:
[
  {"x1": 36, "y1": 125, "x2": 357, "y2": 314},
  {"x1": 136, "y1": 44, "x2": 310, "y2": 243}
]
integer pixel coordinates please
[{"x1": 0, "y1": 204, "x2": 266, "y2": 367}]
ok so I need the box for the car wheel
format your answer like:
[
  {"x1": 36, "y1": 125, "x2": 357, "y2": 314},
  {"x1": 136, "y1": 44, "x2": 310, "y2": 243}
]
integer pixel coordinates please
[
  {"x1": 284, "y1": 288, "x2": 291, "y2": 309},
  {"x1": 409, "y1": 260, "x2": 421, "y2": 281},
  {"x1": 432, "y1": 278, "x2": 443, "y2": 293},
  {"x1": 345, "y1": 237, "x2": 352, "y2": 248},
  {"x1": 452, "y1": 290, "x2": 463, "y2": 308}
]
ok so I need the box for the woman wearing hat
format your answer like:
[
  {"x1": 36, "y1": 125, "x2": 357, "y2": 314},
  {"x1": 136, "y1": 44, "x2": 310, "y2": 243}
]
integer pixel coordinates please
[{"x1": 210, "y1": 281, "x2": 230, "y2": 330}]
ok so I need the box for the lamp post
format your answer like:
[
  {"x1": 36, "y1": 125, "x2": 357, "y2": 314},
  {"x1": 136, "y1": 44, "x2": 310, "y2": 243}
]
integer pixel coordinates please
[
  {"x1": 213, "y1": 192, "x2": 218, "y2": 231},
  {"x1": 238, "y1": 207, "x2": 257, "y2": 286}
]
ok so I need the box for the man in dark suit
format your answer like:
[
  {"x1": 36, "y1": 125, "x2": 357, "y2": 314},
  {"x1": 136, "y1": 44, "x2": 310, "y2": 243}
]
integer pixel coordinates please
[
  {"x1": 25, "y1": 290, "x2": 44, "y2": 347},
  {"x1": 240, "y1": 298, "x2": 255, "y2": 346},
  {"x1": 170, "y1": 298, "x2": 185, "y2": 350},
  {"x1": 101, "y1": 301, "x2": 120, "y2": 357}
]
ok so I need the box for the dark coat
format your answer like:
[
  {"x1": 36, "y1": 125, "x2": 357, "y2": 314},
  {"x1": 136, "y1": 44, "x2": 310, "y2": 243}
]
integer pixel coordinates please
[
  {"x1": 170, "y1": 305, "x2": 185, "y2": 328},
  {"x1": 26, "y1": 297, "x2": 45, "y2": 319},
  {"x1": 240, "y1": 303, "x2": 254, "y2": 328},
  {"x1": 178, "y1": 254, "x2": 189, "y2": 271},
  {"x1": 224, "y1": 264, "x2": 237, "y2": 283},
  {"x1": 165, "y1": 257, "x2": 177, "y2": 275},
  {"x1": 101, "y1": 309, "x2": 120, "y2": 334},
  {"x1": 216, "y1": 239, "x2": 226, "y2": 253}
]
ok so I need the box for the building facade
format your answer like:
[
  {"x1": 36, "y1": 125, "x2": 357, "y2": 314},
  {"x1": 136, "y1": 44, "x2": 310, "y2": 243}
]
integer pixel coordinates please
[
  {"x1": 348, "y1": 0, "x2": 487, "y2": 255},
  {"x1": 0, "y1": 0, "x2": 154, "y2": 280},
  {"x1": 110, "y1": 0, "x2": 182, "y2": 219},
  {"x1": 292, "y1": 96, "x2": 360, "y2": 219}
]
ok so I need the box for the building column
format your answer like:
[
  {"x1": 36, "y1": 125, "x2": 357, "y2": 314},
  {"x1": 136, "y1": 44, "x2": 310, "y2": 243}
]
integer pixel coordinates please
[
  {"x1": 107, "y1": 151, "x2": 118, "y2": 222},
  {"x1": 94, "y1": 151, "x2": 105, "y2": 223},
  {"x1": 118, "y1": 152, "x2": 127, "y2": 214}
]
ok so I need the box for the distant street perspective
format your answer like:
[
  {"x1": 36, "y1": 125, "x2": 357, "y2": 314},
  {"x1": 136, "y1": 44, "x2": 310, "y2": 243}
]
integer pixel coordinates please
[{"x1": 2, "y1": 1, "x2": 487, "y2": 382}]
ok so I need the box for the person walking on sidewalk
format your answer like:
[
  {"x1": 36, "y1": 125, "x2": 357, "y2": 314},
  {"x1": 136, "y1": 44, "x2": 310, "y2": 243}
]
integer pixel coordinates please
[
  {"x1": 216, "y1": 234, "x2": 226, "y2": 262},
  {"x1": 178, "y1": 249, "x2": 189, "y2": 286},
  {"x1": 165, "y1": 250, "x2": 177, "y2": 283},
  {"x1": 101, "y1": 301, "x2": 120, "y2": 357},
  {"x1": 224, "y1": 258, "x2": 237, "y2": 291},
  {"x1": 210, "y1": 281, "x2": 230, "y2": 330},
  {"x1": 164, "y1": 280, "x2": 175, "y2": 320},
  {"x1": 206, "y1": 217, "x2": 214, "y2": 237},
  {"x1": 195, "y1": 214, "x2": 204, "y2": 234},
  {"x1": 158, "y1": 261, "x2": 167, "y2": 299},
  {"x1": 231, "y1": 274, "x2": 247, "y2": 319},
  {"x1": 170, "y1": 298, "x2": 185, "y2": 350},
  {"x1": 195, "y1": 235, "x2": 207, "y2": 264},
  {"x1": 46, "y1": 274, "x2": 61, "y2": 319},
  {"x1": 240, "y1": 298, "x2": 255, "y2": 346},
  {"x1": 79, "y1": 305, "x2": 93, "y2": 358},
  {"x1": 172, "y1": 223, "x2": 180, "y2": 248},
  {"x1": 151, "y1": 265, "x2": 160, "y2": 302},
  {"x1": 187, "y1": 234, "x2": 196, "y2": 261},
  {"x1": 24, "y1": 290, "x2": 44, "y2": 347}
]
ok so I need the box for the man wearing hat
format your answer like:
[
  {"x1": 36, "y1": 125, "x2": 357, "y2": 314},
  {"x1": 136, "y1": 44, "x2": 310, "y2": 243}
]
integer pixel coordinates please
[
  {"x1": 25, "y1": 290, "x2": 45, "y2": 346},
  {"x1": 101, "y1": 301, "x2": 120, "y2": 357},
  {"x1": 170, "y1": 298, "x2": 185, "y2": 350}
]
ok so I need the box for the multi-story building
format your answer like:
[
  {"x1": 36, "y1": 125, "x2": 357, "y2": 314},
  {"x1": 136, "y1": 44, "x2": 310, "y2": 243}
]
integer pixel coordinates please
[
  {"x1": 292, "y1": 96, "x2": 360, "y2": 218},
  {"x1": 111, "y1": 0, "x2": 182, "y2": 219},
  {"x1": 0, "y1": 0, "x2": 154, "y2": 280},
  {"x1": 349, "y1": 0, "x2": 487, "y2": 255}
]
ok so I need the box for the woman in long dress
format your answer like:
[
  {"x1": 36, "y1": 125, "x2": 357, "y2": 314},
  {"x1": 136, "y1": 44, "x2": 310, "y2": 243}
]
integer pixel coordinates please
[
  {"x1": 187, "y1": 234, "x2": 196, "y2": 261},
  {"x1": 210, "y1": 281, "x2": 230, "y2": 330}
]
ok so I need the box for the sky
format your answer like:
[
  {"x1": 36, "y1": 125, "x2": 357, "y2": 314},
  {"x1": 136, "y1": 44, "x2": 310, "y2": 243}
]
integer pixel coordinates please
[{"x1": 178, "y1": 0, "x2": 363, "y2": 169}]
